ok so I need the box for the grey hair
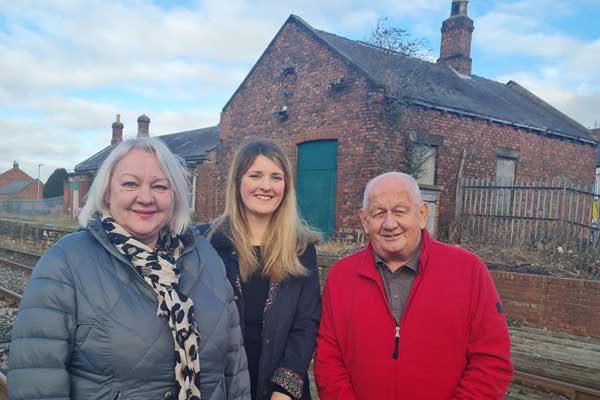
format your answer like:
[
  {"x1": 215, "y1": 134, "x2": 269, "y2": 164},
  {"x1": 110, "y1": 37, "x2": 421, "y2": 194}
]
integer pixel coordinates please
[
  {"x1": 362, "y1": 172, "x2": 422, "y2": 210},
  {"x1": 78, "y1": 137, "x2": 191, "y2": 234}
]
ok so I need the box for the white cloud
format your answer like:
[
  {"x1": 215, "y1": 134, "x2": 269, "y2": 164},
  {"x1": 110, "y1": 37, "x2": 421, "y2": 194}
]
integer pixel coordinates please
[
  {"x1": 495, "y1": 71, "x2": 600, "y2": 128},
  {"x1": 0, "y1": 0, "x2": 598, "y2": 181},
  {"x1": 475, "y1": 0, "x2": 599, "y2": 128}
]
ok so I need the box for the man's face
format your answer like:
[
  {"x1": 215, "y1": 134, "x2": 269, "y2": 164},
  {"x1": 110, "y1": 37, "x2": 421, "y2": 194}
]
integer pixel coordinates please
[{"x1": 360, "y1": 176, "x2": 428, "y2": 268}]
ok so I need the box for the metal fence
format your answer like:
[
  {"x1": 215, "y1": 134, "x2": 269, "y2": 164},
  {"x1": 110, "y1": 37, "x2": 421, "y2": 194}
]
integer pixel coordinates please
[
  {"x1": 0, "y1": 196, "x2": 64, "y2": 216},
  {"x1": 460, "y1": 177, "x2": 599, "y2": 249}
]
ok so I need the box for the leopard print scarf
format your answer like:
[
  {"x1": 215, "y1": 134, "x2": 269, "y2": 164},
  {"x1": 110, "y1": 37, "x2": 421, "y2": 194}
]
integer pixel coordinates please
[{"x1": 101, "y1": 213, "x2": 201, "y2": 400}]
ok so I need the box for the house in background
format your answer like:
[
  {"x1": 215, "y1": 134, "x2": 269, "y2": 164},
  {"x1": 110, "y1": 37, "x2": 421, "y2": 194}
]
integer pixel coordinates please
[
  {"x1": 64, "y1": 114, "x2": 218, "y2": 219},
  {"x1": 0, "y1": 161, "x2": 44, "y2": 201},
  {"x1": 197, "y1": 1, "x2": 596, "y2": 239},
  {"x1": 67, "y1": 0, "x2": 597, "y2": 239}
]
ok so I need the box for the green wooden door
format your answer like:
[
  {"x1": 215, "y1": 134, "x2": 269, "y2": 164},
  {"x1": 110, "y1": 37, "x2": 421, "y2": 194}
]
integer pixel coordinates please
[{"x1": 297, "y1": 140, "x2": 338, "y2": 239}]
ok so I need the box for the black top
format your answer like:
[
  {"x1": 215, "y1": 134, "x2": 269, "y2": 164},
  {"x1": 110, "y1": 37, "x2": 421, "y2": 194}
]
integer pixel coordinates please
[
  {"x1": 198, "y1": 224, "x2": 321, "y2": 400},
  {"x1": 241, "y1": 248, "x2": 270, "y2": 399}
]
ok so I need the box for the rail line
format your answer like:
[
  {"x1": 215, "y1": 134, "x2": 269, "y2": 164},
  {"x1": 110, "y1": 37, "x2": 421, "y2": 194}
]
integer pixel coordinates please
[
  {"x1": 0, "y1": 247, "x2": 40, "y2": 268},
  {"x1": 0, "y1": 287, "x2": 21, "y2": 304},
  {"x1": 0, "y1": 258, "x2": 33, "y2": 273},
  {"x1": 511, "y1": 370, "x2": 600, "y2": 399}
]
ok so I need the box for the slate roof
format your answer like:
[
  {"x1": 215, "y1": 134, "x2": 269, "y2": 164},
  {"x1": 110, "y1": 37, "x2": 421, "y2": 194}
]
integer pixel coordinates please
[
  {"x1": 0, "y1": 179, "x2": 34, "y2": 195},
  {"x1": 75, "y1": 126, "x2": 219, "y2": 174},
  {"x1": 245, "y1": 15, "x2": 593, "y2": 144}
]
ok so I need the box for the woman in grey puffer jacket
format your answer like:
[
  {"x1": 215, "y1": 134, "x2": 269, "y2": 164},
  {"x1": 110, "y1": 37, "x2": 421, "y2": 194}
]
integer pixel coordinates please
[{"x1": 7, "y1": 138, "x2": 250, "y2": 400}]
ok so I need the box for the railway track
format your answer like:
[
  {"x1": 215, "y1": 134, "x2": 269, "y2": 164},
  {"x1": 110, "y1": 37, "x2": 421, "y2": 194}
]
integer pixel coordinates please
[
  {"x1": 510, "y1": 370, "x2": 600, "y2": 400},
  {"x1": 0, "y1": 247, "x2": 32, "y2": 389},
  {"x1": 0, "y1": 247, "x2": 40, "y2": 268},
  {"x1": 0, "y1": 246, "x2": 39, "y2": 299}
]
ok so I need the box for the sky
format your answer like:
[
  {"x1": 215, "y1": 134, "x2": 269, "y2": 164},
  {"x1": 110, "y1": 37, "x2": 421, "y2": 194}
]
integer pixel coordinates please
[{"x1": 1, "y1": 0, "x2": 599, "y2": 182}]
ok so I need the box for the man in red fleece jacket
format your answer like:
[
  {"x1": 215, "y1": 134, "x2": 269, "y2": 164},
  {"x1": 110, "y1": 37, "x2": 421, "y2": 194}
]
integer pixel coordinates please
[{"x1": 315, "y1": 172, "x2": 513, "y2": 399}]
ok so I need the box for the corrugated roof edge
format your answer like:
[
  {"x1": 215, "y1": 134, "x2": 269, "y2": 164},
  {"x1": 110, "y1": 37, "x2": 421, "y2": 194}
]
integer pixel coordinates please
[
  {"x1": 407, "y1": 98, "x2": 596, "y2": 145},
  {"x1": 506, "y1": 81, "x2": 592, "y2": 140}
]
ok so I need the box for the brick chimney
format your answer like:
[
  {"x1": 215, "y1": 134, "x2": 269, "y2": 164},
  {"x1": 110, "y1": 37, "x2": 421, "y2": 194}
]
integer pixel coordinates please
[
  {"x1": 437, "y1": 0, "x2": 474, "y2": 76},
  {"x1": 137, "y1": 114, "x2": 150, "y2": 137},
  {"x1": 111, "y1": 114, "x2": 124, "y2": 145}
]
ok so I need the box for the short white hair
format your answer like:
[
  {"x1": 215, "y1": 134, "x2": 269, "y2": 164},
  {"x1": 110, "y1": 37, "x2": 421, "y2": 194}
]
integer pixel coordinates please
[
  {"x1": 78, "y1": 137, "x2": 191, "y2": 234},
  {"x1": 362, "y1": 172, "x2": 422, "y2": 210}
]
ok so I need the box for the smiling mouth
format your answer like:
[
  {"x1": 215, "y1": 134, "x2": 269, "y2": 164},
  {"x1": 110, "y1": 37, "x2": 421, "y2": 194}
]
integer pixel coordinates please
[
  {"x1": 133, "y1": 210, "x2": 156, "y2": 217},
  {"x1": 381, "y1": 232, "x2": 402, "y2": 240},
  {"x1": 254, "y1": 194, "x2": 274, "y2": 201}
]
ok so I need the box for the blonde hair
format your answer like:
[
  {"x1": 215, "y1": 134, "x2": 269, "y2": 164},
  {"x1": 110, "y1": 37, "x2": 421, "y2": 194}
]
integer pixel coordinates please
[
  {"x1": 210, "y1": 139, "x2": 320, "y2": 282},
  {"x1": 78, "y1": 137, "x2": 191, "y2": 234}
]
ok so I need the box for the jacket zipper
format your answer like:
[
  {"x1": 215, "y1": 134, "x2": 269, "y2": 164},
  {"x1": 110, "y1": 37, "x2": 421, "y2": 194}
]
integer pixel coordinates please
[{"x1": 392, "y1": 324, "x2": 400, "y2": 359}]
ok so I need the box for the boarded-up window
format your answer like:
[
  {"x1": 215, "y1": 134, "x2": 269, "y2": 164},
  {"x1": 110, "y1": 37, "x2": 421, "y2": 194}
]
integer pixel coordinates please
[
  {"x1": 414, "y1": 144, "x2": 436, "y2": 186},
  {"x1": 496, "y1": 157, "x2": 515, "y2": 214}
]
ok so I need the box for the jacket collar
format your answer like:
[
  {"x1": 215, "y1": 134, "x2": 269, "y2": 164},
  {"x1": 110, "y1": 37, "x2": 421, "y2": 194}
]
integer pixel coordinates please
[
  {"x1": 357, "y1": 229, "x2": 432, "y2": 281},
  {"x1": 85, "y1": 214, "x2": 196, "y2": 259}
]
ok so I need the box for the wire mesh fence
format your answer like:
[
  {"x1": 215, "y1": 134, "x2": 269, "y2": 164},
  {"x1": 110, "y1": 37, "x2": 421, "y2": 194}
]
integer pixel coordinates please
[
  {"x1": 0, "y1": 196, "x2": 64, "y2": 216},
  {"x1": 459, "y1": 177, "x2": 600, "y2": 251}
]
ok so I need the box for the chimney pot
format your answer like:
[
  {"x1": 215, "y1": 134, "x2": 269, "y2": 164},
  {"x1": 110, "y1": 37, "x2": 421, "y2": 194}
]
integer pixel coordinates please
[
  {"x1": 438, "y1": 0, "x2": 473, "y2": 76},
  {"x1": 137, "y1": 114, "x2": 150, "y2": 138},
  {"x1": 111, "y1": 113, "x2": 124, "y2": 145}
]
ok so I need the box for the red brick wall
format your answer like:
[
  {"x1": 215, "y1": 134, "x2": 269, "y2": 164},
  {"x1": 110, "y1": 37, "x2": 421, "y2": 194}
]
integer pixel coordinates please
[
  {"x1": 492, "y1": 271, "x2": 600, "y2": 339},
  {"x1": 0, "y1": 166, "x2": 32, "y2": 187},
  {"x1": 399, "y1": 106, "x2": 597, "y2": 236},
  {"x1": 215, "y1": 19, "x2": 400, "y2": 236},
  {"x1": 439, "y1": 17, "x2": 473, "y2": 75},
  {"x1": 195, "y1": 150, "x2": 220, "y2": 223},
  {"x1": 62, "y1": 176, "x2": 90, "y2": 218},
  {"x1": 0, "y1": 181, "x2": 41, "y2": 201},
  {"x1": 206, "y1": 18, "x2": 596, "y2": 240}
]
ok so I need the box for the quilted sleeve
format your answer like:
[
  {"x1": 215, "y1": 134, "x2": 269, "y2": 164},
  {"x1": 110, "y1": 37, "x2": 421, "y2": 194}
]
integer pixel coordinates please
[
  {"x1": 223, "y1": 296, "x2": 251, "y2": 400},
  {"x1": 7, "y1": 243, "x2": 76, "y2": 400}
]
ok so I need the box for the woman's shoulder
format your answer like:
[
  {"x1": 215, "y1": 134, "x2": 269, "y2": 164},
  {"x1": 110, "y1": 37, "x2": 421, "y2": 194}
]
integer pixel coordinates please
[
  {"x1": 298, "y1": 242, "x2": 318, "y2": 272},
  {"x1": 193, "y1": 224, "x2": 232, "y2": 250}
]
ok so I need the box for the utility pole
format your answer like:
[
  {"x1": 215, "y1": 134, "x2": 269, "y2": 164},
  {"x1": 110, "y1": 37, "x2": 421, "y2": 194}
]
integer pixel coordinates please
[{"x1": 37, "y1": 164, "x2": 44, "y2": 200}]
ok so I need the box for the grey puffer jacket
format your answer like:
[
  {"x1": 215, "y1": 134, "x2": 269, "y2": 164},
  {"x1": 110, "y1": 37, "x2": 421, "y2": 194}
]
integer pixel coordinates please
[{"x1": 8, "y1": 218, "x2": 251, "y2": 400}]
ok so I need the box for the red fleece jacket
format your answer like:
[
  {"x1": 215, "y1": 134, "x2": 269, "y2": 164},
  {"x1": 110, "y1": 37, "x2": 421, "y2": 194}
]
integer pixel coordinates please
[{"x1": 315, "y1": 230, "x2": 513, "y2": 399}]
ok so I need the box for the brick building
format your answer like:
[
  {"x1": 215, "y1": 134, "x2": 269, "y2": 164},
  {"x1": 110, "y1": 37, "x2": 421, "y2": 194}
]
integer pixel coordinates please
[
  {"x1": 70, "y1": 0, "x2": 597, "y2": 239},
  {"x1": 0, "y1": 161, "x2": 43, "y2": 201},
  {"x1": 197, "y1": 1, "x2": 596, "y2": 239},
  {"x1": 64, "y1": 114, "x2": 218, "y2": 219}
]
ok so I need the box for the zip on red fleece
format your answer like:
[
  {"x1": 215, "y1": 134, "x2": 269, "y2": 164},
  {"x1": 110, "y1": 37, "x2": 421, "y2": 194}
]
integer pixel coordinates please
[{"x1": 392, "y1": 324, "x2": 400, "y2": 359}]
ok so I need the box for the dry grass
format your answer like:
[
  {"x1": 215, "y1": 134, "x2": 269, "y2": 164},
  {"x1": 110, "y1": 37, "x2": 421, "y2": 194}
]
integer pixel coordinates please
[
  {"x1": 316, "y1": 240, "x2": 364, "y2": 258},
  {"x1": 465, "y1": 241, "x2": 600, "y2": 281}
]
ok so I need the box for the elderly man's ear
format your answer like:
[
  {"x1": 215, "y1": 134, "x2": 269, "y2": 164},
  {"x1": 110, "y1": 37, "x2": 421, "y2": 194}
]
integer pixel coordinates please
[
  {"x1": 419, "y1": 202, "x2": 429, "y2": 229},
  {"x1": 359, "y1": 209, "x2": 369, "y2": 233}
]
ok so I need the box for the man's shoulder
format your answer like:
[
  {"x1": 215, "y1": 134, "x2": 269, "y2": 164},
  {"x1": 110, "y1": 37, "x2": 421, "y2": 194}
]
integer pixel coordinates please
[
  {"x1": 326, "y1": 247, "x2": 369, "y2": 279},
  {"x1": 428, "y1": 239, "x2": 486, "y2": 271}
]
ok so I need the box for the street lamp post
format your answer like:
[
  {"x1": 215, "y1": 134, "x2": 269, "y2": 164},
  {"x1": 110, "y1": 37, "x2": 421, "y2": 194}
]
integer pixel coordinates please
[{"x1": 37, "y1": 164, "x2": 44, "y2": 200}]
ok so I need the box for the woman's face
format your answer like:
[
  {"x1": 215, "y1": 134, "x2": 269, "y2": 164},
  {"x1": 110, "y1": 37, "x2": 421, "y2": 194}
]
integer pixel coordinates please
[
  {"x1": 107, "y1": 149, "x2": 174, "y2": 248},
  {"x1": 240, "y1": 155, "x2": 286, "y2": 222}
]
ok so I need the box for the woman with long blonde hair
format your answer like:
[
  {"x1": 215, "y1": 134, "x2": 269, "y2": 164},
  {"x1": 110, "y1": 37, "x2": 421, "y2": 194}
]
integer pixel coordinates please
[{"x1": 201, "y1": 139, "x2": 321, "y2": 400}]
